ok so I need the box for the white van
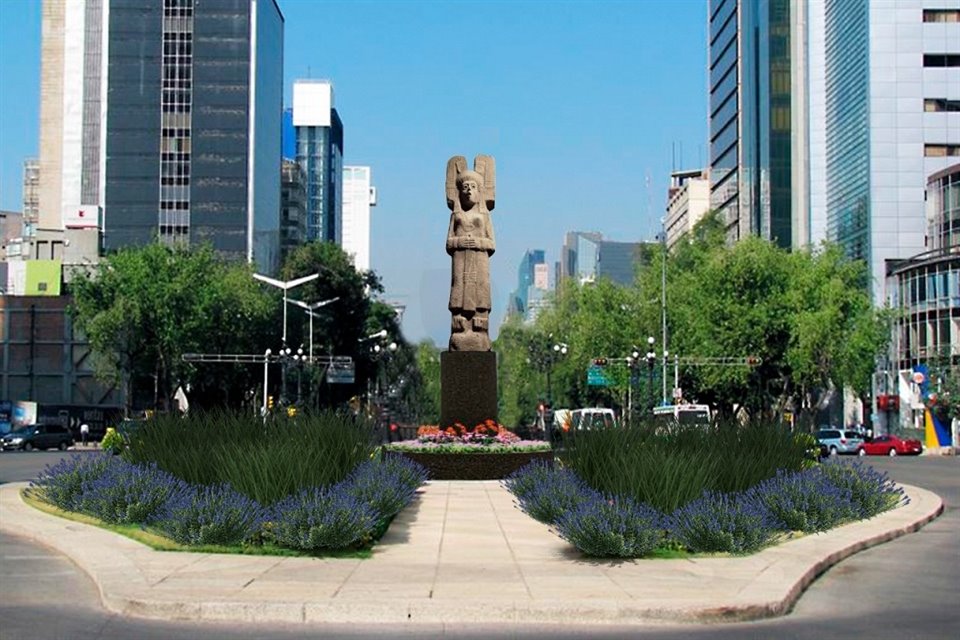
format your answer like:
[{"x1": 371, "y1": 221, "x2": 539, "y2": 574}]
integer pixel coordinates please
[
  {"x1": 652, "y1": 404, "x2": 712, "y2": 426},
  {"x1": 570, "y1": 408, "x2": 618, "y2": 430}
]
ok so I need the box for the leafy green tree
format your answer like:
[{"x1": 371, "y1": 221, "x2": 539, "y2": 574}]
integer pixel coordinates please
[
  {"x1": 69, "y1": 243, "x2": 273, "y2": 414},
  {"x1": 411, "y1": 339, "x2": 441, "y2": 424},
  {"x1": 279, "y1": 241, "x2": 397, "y2": 410}
]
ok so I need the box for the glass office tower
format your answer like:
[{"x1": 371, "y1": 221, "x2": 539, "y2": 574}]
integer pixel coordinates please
[
  {"x1": 823, "y1": 1, "x2": 960, "y2": 301},
  {"x1": 41, "y1": 0, "x2": 284, "y2": 274},
  {"x1": 292, "y1": 80, "x2": 344, "y2": 244},
  {"x1": 708, "y1": 0, "x2": 793, "y2": 248}
]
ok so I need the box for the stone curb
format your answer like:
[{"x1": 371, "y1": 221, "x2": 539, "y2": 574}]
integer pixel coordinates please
[{"x1": 0, "y1": 481, "x2": 943, "y2": 626}]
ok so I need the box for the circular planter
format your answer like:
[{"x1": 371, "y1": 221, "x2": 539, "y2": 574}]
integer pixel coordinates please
[{"x1": 386, "y1": 449, "x2": 554, "y2": 480}]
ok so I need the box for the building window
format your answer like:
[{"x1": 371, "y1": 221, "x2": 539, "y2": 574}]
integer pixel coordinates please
[
  {"x1": 923, "y1": 54, "x2": 960, "y2": 67},
  {"x1": 923, "y1": 9, "x2": 960, "y2": 22},
  {"x1": 924, "y1": 144, "x2": 960, "y2": 157},
  {"x1": 925, "y1": 98, "x2": 960, "y2": 112}
]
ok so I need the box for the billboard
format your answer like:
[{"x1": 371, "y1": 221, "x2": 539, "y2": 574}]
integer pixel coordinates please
[
  {"x1": 25, "y1": 260, "x2": 62, "y2": 296},
  {"x1": 63, "y1": 204, "x2": 100, "y2": 228}
]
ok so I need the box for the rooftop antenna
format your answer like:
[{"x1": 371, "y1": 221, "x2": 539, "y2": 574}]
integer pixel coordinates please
[
  {"x1": 671, "y1": 142, "x2": 676, "y2": 172},
  {"x1": 679, "y1": 142, "x2": 683, "y2": 170}
]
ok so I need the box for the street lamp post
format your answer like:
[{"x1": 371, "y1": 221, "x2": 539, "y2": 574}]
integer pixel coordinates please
[
  {"x1": 289, "y1": 296, "x2": 339, "y2": 362},
  {"x1": 547, "y1": 341, "x2": 568, "y2": 405},
  {"x1": 645, "y1": 336, "x2": 656, "y2": 415},
  {"x1": 292, "y1": 346, "x2": 305, "y2": 405},
  {"x1": 252, "y1": 272, "x2": 320, "y2": 344},
  {"x1": 261, "y1": 348, "x2": 271, "y2": 419}
]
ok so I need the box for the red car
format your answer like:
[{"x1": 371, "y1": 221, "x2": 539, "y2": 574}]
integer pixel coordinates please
[{"x1": 862, "y1": 435, "x2": 923, "y2": 457}]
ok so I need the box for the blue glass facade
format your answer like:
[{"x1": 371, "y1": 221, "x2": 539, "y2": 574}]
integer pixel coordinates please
[
  {"x1": 296, "y1": 111, "x2": 343, "y2": 243},
  {"x1": 824, "y1": 0, "x2": 870, "y2": 262},
  {"x1": 708, "y1": 0, "x2": 792, "y2": 247},
  {"x1": 511, "y1": 249, "x2": 545, "y2": 315}
]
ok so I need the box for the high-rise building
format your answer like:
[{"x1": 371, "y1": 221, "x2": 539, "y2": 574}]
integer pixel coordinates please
[
  {"x1": 22, "y1": 159, "x2": 39, "y2": 238},
  {"x1": 292, "y1": 79, "x2": 343, "y2": 244},
  {"x1": 509, "y1": 249, "x2": 545, "y2": 316},
  {"x1": 559, "y1": 232, "x2": 646, "y2": 287},
  {"x1": 36, "y1": 0, "x2": 284, "y2": 274},
  {"x1": 664, "y1": 168, "x2": 711, "y2": 251},
  {"x1": 341, "y1": 166, "x2": 376, "y2": 271},
  {"x1": 816, "y1": 1, "x2": 960, "y2": 302},
  {"x1": 280, "y1": 159, "x2": 306, "y2": 263},
  {"x1": 707, "y1": 0, "x2": 795, "y2": 248}
]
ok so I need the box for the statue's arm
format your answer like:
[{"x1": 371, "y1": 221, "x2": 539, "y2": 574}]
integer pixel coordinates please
[
  {"x1": 445, "y1": 213, "x2": 458, "y2": 255},
  {"x1": 476, "y1": 214, "x2": 496, "y2": 254}
]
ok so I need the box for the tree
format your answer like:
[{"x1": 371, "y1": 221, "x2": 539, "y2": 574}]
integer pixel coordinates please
[
  {"x1": 69, "y1": 243, "x2": 274, "y2": 414},
  {"x1": 279, "y1": 241, "x2": 389, "y2": 408}
]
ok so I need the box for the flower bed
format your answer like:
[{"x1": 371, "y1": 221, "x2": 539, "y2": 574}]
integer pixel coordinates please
[
  {"x1": 503, "y1": 459, "x2": 906, "y2": 558},
  {"x1": 29, "y1": 452, "x2": 428, "y2": 553},
  {"x1": 383, "y1": 422, "x2": 552, "y2": 480}
]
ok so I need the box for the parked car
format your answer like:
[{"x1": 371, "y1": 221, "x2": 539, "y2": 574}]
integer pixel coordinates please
[
  {"x1": 815, "y1": 428, "x2": 866, "y2": 456},
  {"x1": 570, "y1": 408, "x2": 618, "y2": 430},
  {"x1": 1, "y1": 423, "x2": 75, "y2": 452},
  {"x1": 862, "y1": 434, "x2": 923, "y2": 457}
]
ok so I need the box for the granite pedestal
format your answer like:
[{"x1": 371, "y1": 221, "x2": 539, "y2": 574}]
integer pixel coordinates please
[{"x1": 439, "y1": 351, "x2": 498, "y2": 428}]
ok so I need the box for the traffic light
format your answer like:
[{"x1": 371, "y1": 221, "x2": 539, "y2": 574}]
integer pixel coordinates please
[
  {"x1": 593, "y1": 357, "x2": 608, "y2": 366},
  {"x1": 746, "y1": 356, "x2": 761, "y2": 366},
  {"x1": 287, "y1": 406, "x2": 297, "y2": 417},
  {"x1": 267, "y1": 395, "x2": 274, "y2": 410}
]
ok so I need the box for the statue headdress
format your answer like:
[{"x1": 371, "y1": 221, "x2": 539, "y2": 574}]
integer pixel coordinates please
[{"x1": 446, "y1": 155, "x2": 496, "y2": 213}]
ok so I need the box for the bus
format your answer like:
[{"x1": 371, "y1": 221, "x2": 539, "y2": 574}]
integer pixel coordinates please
[{"x1": 652, "y1": 404, "x2": 712, "y2": 426}]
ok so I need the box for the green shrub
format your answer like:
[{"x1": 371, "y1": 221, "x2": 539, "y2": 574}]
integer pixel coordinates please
[
  {"x1": 558, "y1": 417, "x2": 809, "y2": 513},
  {"x1": 123, "y1": 410, "x2": 378, "y2": 505}
]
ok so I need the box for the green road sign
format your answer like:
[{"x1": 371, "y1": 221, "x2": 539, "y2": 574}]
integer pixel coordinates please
[{"x1": 587, "y1": 364, "x2": 611, "y2": 386}]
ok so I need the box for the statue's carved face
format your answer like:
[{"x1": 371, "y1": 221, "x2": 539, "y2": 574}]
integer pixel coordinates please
[{"x1": 459, "y1": 180, "x2": 480, "y2": 208}]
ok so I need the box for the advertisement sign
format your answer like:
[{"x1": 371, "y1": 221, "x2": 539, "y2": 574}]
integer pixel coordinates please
[
  {"x1": 63, "y1": 204, "x2": 100, "y2": 228},
  {"x1": 12, "y1": 401, "x2": 37, "y2": 427}
]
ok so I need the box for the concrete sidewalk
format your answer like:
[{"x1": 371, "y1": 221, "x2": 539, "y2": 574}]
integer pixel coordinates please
[{"x1": 0, "y1": 480, "x2": 943, "y2": 626}]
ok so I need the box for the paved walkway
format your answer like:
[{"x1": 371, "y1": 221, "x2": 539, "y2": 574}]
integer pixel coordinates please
[{"x1": 0, "y1": 480, "x2": 943, "y2": 626}]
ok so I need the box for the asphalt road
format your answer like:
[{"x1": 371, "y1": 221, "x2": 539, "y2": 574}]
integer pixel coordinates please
[{"x1": 0, "y1": 451, "x2": 957, "y2": 639}]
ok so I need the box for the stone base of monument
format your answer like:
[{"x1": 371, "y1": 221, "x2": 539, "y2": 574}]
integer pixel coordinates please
[
  {"x1": 387, "y1": 449, "x2": 553, "y2": 480},
  {"x1": 440, "y1": 351, "x2": 498, "y2": 429}
]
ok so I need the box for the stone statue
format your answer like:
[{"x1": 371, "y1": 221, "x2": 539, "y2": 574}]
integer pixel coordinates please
[{"x1": 445, "y1": 155, "x2": 496, "y2": 351}]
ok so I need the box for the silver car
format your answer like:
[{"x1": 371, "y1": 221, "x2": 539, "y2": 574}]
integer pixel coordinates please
[{"x1": 816, "y1": 428, "x2": 866, "y2": 456}]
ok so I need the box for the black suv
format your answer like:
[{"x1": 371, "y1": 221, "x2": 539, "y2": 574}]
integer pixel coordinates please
[{"x1": 1, "y1": 423, "x2": 75, "y2": 452}]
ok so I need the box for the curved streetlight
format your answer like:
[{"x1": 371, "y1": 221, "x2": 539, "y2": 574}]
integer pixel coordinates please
[
  {"x1": 289, "y1": 296, "x2": 340, "y2": 363},
  {"x1": 252, "y1": 272, "x2": 320, "y2": 344}
]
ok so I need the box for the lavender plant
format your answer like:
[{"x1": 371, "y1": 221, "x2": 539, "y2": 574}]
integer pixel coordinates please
[
  {"x1": 342, "y1": 457, "x2": 428, "y2": 520},
  {"x1": 31, "y1": 453, "x2": 116, "y2": 511},
  {"x1": 506, "y1": 463, "x2": 600, "y2": 525},
  {"x1": 269, "y1": 487, "x2": 378, "y2": 550},
  {"x1": 819, "y1": 460, "x2": 906, "y2": 519},
  {"x1": 554, "y1": 496, "x2": 665, "y2": 558},
  {"x1": 666, "y1": 488, "x2": 780, "y2": 554},
  {"x1": 754, "y1": 468, "x2": 857, "y2": 532},
  {"x1": 154, "y1": 483, "x2": 267, "y2": 546},
  {"x1": 77, "y1": 459, "x2": 187, "y2": 525}
]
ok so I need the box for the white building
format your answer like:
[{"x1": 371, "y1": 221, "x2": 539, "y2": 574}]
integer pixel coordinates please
[
  {"x1": 341, "y1": 166, "x2": 376, "y2": 272},
  {"x1": 801, "y1": 0, "x2": 960, "y2": 302},
  {"x1": 664, "y1": 168, "x2": 710, "y2": 251}
]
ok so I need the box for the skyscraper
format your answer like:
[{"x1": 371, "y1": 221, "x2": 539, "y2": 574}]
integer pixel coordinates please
[
  {"x1": 707, "y1": 0, "x2": 794, "y2": 248},
  {"x1": 37, "y1": 0, "x2": 284, "y2": 273},
  {"x1": 818, "y1": 1, "x2": 960, "y2": 301},
  {"x1": 510, "y1": 249, "x2": 545, "y2": 316},
  {"x1": 342, "y1": 166, "x2": 376, "y2": 271},
  {"x1": 292, "y1": 79, "x2": 343, "y2": 244}
]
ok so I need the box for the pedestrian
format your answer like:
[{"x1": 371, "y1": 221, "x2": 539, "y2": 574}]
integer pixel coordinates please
[{"x1": 80, "y1": 422, "x2": 89, "y2": 447}]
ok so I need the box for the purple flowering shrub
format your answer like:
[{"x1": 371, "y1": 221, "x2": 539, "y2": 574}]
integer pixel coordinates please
[
  {"x1": 153, "y1": 483, "x2": 267, "y2": 546},
  {"x1": 344, "y1": 457, "x2": 428, "y2": 520},
  {"x1": 503, "y1": 462, "x2": 600, "y2": 524},
  {"x1": 31, "y1": 453, "x2": 116, "y2": 511},
  {"x1": 666, "y1": 488, "x2": 781, "y2": 554},
  {"x1": 554, "y1": 496, "x2": 665, "y2": 558},
  {"x1": 269, "y1": 488, "x2": 379, "y2": 550},
  {"x1": 754, "y1": 467, "x2": 856, "y2": 532},
  {"x1": 77, "y1": 458, "x2": 188, "y2": 525},
  {"x1": 819, "y1": 460, "x2": 906, "y2": 519}
]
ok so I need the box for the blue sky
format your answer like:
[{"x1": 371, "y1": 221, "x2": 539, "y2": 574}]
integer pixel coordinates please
[{"x1": 0, "y1": 0, "x2": 707, "y2": 346}]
